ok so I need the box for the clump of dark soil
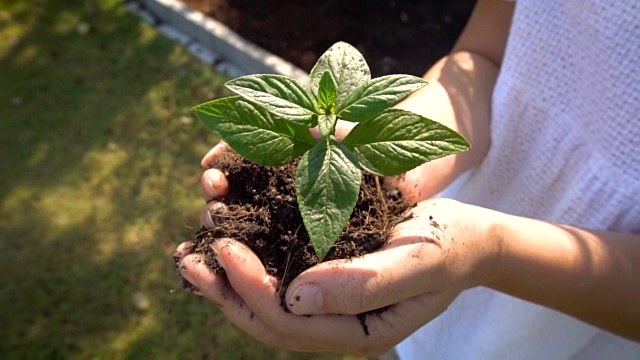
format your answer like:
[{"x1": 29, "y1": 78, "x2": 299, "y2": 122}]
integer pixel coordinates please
[
  {"x1": 188, "y1": 152, "x2": 413, "y2": 306},
  {"x1": 180, "y1": 0, "x2": 475, "y2": 76}
]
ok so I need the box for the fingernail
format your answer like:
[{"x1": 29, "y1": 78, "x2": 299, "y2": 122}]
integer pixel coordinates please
[
  {"x1": 288, "y1": 284, "x2": 323, "y2": 314},
  {"x1": 173, "y1": 243, "x2": 195, "y2": 263},
  {"x1": 200, "y1": 171, "x2": 216, "y2": 199},
  {"x1": 201, "y1": 202, "x2": 228, "y2": 229},
  {"x1": 201, "y1": 169, "x2": 229, "y2": 199},
  {"x1": 200, "y1": 206, "x2": 215, "y2": 229}
]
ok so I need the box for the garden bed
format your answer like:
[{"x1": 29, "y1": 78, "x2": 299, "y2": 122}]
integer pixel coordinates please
[{"x1": 180, "y1": 0, "x2": 474, "y2": 76}]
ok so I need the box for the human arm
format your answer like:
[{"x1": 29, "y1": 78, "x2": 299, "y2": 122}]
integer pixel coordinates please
[
  {"x1": 282, "y1": 202, "x2": 640, "y2": 342},
  {"x1": 489, "y1": 214, "x2": 640, "y2": 341},
  {"x1": 385, "y1": 0, "x2": 513, "y2": 201}
]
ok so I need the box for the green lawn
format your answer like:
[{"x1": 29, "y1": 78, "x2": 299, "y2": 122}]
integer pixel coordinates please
[{"x1": 0, "y1": 1, "x2": 364, "y2": 359}]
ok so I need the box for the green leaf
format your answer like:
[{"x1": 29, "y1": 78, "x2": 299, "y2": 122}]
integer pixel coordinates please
[
  {"x1": 317, "y1": 114, "x2": 337, "y2": 139},
  {"x1": 193, "y1": 96, "x2": 316, "y2": 166},
  {"x1": 309, "y1": 42, "x2": 371, "y2": 106},
  {"x1": 342, "y1": 109, "x2": 470, "y2": 176},
  {"x1": 226, "y1": 74, "x2": 319, "y2": 126},
  {"x1": 317, "y1": 71, "x2": 337, "y2": 113},
  {"x1": 338, "y1": 75, "x2": 427, "y2": 122},
  {"x1": 296, "y1": 138, "x2": 362, "y2": 261}
]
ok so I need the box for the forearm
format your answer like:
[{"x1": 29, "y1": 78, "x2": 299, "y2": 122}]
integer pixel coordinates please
[
  {"x1": 385, "y1": 0, "x2": 514, "y2": 202},
  {"x1": 390, "y1": 51, "x2": 497, "y2": 201},
  {"x1": 489, "y1": 213, "x2": 640, "y2": 341}
]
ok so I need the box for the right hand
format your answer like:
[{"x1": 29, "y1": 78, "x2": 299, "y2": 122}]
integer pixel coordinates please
[{"x1": 177, "y1": 143, "x2": 502, "y2": 355}]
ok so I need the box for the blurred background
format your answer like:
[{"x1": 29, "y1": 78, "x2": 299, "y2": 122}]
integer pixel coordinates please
[{"x1": 0, "y1": 0, "x2": 471, "y2": 358}]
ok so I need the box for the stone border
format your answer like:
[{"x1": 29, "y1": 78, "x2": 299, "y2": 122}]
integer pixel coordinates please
[{"x1": 125, "y1": 0, "x2": 309, "y2": 82}]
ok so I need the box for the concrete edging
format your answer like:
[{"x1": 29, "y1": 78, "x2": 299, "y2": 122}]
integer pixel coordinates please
[{"x1": 127, "y1": 0, "x2": 309, "y2": 82}]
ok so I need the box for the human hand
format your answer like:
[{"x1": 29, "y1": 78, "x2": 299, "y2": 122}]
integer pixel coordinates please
[
  {"x1": 178, "y1": 146, "x2": 501, "y2": 354},
  {"x1": 283, "y1": 198, "x2": 500, "y2": 317}
]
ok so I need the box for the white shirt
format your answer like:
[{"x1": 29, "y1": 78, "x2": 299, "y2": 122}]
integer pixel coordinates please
[{"x1": 396, "y1": 0, "x2": 640, "y2": 358}]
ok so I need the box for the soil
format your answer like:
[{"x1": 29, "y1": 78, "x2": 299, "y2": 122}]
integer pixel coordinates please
[
  {"x1": 180, "y1": 0, "x2": 475, "y2": 77},
  {"x1": 187, "y1": 153, "x2": 413, "y2": 312}
]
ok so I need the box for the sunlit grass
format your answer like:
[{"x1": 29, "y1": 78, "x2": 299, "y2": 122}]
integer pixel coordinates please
[{"x1": 0, "y1": 1, "x2": 366, "y2": 358}]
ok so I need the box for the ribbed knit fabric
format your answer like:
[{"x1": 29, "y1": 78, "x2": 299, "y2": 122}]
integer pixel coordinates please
[{"x1": 396, "y1": 0, "x2": 640, "y2": 358}]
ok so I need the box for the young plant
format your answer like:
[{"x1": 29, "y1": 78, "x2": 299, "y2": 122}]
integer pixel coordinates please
[{"x1": 193, "y1": 42, "x2": 469, "y2": 260}]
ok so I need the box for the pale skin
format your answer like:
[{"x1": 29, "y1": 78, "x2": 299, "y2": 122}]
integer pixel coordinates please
[{"x1": 176, "y1": 0, "x2": 640, "y2": 356}]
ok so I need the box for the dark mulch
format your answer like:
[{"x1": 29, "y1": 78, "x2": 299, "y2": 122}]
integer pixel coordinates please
[{"x1": 180, "y1": 0, "x2": 475, "y2": 77}]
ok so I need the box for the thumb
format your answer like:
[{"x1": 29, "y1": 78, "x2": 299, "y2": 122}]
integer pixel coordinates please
[
  {"x1": 284, "y1": 243, "x2": 432, "y2": 315},
  {"x1": 284, "y1": 260, "x2": 375, "y2": 315},
  {"x1": 284, "y1": 260, "x2": 384, "y2": 315}
]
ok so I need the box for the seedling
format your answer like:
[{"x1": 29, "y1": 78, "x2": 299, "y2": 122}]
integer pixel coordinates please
[{"x1": 193, "y1": 42, "x2": 469, "y2": 260}]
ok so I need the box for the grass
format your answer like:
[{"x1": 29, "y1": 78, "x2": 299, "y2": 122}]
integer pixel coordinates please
[{"x1": 0, "y1": 1, "x2": 366, "y2": 359}]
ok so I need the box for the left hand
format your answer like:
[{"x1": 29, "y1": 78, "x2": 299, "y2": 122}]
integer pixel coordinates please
[{"x1": 176, "y1": 198, "x2": 501, "y2": 356}]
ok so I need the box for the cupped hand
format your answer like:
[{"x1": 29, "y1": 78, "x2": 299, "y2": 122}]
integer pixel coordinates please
[
  {"x1": 284, "y1": 199, "x2": 500, "y2": 317},
  {"x1": 176, "y1": 141, "x2": 501, "y2": 355},
  {"x1": 177, "y1": 236, "x2": 451, "y2": 355}
]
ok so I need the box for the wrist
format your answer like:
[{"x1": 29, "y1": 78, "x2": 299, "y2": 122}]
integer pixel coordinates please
[
  {"x1": 480, "y1": 212, "x2": 584, "y2": 296},
  {"x1": 421, "y1": 200, "x2": 508, "y2": 291},
  {"x1": 465, "y1": 206, "x2": 510, "y2": 290}
]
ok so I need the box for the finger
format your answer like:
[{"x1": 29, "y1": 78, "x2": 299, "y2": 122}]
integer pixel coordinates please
[
  {"x1": 210, "y1": 238, "x2": 292, "y2": 323},
  {"x1": 193, "y1": 241, "x2": 323, "y2": 352},
  {"x1": 201, "y1": 141, "x2": 231, "y2": 168},
  {"x1": 211, "y1": 239, "x2": 402, "y2": 355},
  {"x1": 285, "y1": 236, "x2": 447, "y2": 316},
  {"x1": 181, "y1": 252, "x2": 451, "y2": 356},
  {"x1": 189, "y1": 265, "x2": 360, "y2": 354},
  {"x1": 179, "y1": 253, "x2": 311, "y2": 350},
  {"x1": 173, "y1": 241, "x2": 195, "y2": 262},
  {"x1": 200, "y1": 168, "x2": 230, "y2": 200},
  {"x1": 199, "y1": 201, "x2": 228, "y2": 229},
  {"x1": 211, "y1": 239, "x2": 455, "y2": 355}
]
